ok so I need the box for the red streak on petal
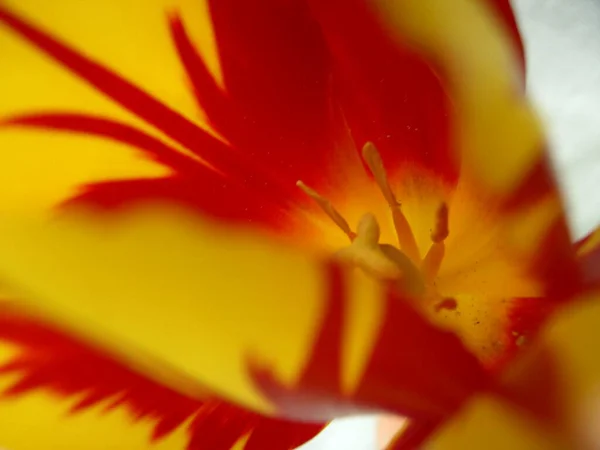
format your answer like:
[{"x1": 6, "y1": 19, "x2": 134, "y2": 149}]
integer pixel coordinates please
[
  {"x1": 62, "y1": 177, "x2": 293, "y2": 232},
  {"x1": 2, "y1": 113, "x2": 200, "y2": 171},
  {"x1": 168, "y1": 14, "x2": 243, "y2": 144},
  {"x1": 533, "y1": 219, "x2": 582, "y2": 300},
  {"x1": 502, "y1": 158, "x2": 582, "y2": 301},
  {"x1": 0, "y1": 305, "x2": 325, "y2": 449},
  {"x1": 0, "y1": 7, "x2": 300, "y2": 206},
  {"x1": 250, "y1": 263, "x2": 492, "y2": 422},
  {"x1": 0, "y1": 304, "x2": 201, "y2": 440},
  {"x1": 0, "y1": 8, "x2": 227, "y2": 167},
  {"x1": 308, "y1": 0, "x2": 458, "y2": 184},
  {"x1": 206, "y1": 0, "x2": 334, "y2": 187},
  {"x1": 1, "y1": 111, "x2": 296, "y2": 230}
]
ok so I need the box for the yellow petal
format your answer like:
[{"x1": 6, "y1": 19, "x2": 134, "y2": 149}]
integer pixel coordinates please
[
  {"x1": 0, "y1": 206, "x2": 387, "y2": 415},
  {"x1": 424, "y1": 396, "x2": 568, "y2": 450}
]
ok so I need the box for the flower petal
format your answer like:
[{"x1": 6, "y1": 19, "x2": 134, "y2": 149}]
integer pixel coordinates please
[
  {"x1": 0, "y1": 0, "x2": 220, "y2": 211},
  {"x1": 507, "y1": 293, "x2": 600, "y2": 433},
  {"x1": 0, "y1": 3, "x2": 343, "y2": 249},
  {"x1": 408, "y1": 292, "x2": 600, "y2": 449},
  {"x1": 370, "y1": 0, "x2": 580, "y2": 304},
  {"x1": 0, "y1": 0, "x2": 218, "y2": 122},
  {"x1": 307, "y1": 0, "x2": 523, "y2": 186},
  {"x1": 384, "y1": 418, "x2": 438, "y2": 450},
  {"x1": 575, "y1": 225, "x2": 600, "y2": 286},
  {"x1": 196, "y1": 0, "x2": 336, "y2": 187},
  {"x1": 0, "y1": 305, "x2": 324, "y2": 450},
  {"x1": 0, "y1": 207, "x2": 491, "y2": 422},
  {"x1": 422, "y1": 396, "x2": 566, "y2": 450},
  {"x1": 0, "y1": 3, "x2": 308, "y2": 217}
]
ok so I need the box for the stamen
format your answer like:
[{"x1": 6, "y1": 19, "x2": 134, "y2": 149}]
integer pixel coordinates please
[
  {"x1": 336, "y1": 213, "x2": 403, "y2": 280},
  {"x1": 297, "y1": 180, "x2": 356, "y2": 241},
  {"x1": 431, "y1": 202, "x2": 449, "y2": 243},
  {"x1": 422, "y1": 203, "x2": 450, "y2": 281},
  {"x1": 361, "y1": 142, "x2": 420, "y2": 263}
]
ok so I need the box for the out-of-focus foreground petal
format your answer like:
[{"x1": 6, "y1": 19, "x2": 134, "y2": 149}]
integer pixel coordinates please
[
  {"x1": 423, "y1": 291, "x2": 600, "y2": 449},
  {"x1": 505, "y1": 293, "x2": 600, "y2": 441},
  {"x1": 0, "y1": 306, "x2": 324, "y2": 450},
  {"x1": 421, "y1": 396, "x2": 567, "y2": 450},
  {"x1": 0, "y1": 206, "x2": 491, "y2": 423}
]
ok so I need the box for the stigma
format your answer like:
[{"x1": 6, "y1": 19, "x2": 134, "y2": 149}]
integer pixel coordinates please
[{"x1": 297, "y1": 142, "x2": 449, "y2": 298}]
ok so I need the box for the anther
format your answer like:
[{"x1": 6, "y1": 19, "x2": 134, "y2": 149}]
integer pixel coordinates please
[
  {"x1": 297, "y1": 180, "x2": 356, "y2": 241},
  {"x1": 361, "y1": 142, "x2": 420, "y2": 263},
  {"x1": 431, "y1": 202, "x2": 449, "y2": 243},
  {"x1": 422, "y1": 202, "x2": 450, "y2": 281}
]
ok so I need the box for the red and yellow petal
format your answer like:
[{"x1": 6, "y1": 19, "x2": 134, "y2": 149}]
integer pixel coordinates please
[
  {"x1": 0, "y1": 0, "x2": 216, "y2": 210},
  {"x1": 0, "y1": 206, "x2": 491, "y2": 423},
  {"x1": 0, "y1": 3, "x2": 323, "y2": 241},
  {"x1": 307, "y1": 0, "x2": 458, "y2": 186},
  {"x1": 306, "y1": 0, "x2": 524, "y2": 188},
  {"x1": 420, "y1": 291, "x2": 600, "y2": 449},
  {"x1": 370, "y1": 0, "x2": 571, "y2": 251},
  {"x1": 0, "y1": 1, "x2": 343, "y2": 221},
  {"x1": 516, "y1": 293, "x2": 600, "y2": 435},
  {"x1": 348, "y1": 0, "x2": 581, "y2": 369},
  {"x1": 201, "y1": 0, "x2": 336, "y2": 189},
  {"x1": 0, "y1": 305, "x2": 324, "y2": 450}
]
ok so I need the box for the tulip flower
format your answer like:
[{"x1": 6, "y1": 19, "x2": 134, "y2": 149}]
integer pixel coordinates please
[{"x1": 0, "y1": 0, "x2": 597, "y2": 449}]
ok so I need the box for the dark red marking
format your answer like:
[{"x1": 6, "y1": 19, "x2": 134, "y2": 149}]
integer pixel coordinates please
[
  {"x1": 434, "y1": 298, "x2": 457, "y2": 313},
  {"x1": 2, "y1": 113, "x2": 198, "y2": 171}
]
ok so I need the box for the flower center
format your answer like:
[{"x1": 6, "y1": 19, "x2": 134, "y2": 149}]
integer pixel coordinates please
[{"x1": 298, "y1": 142, "x2": 454, "y2": 312}]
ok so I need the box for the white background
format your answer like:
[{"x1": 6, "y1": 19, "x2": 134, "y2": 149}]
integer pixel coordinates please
[{"x1": 301, "y1": 0, "x2": 600, "y2": 448}]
